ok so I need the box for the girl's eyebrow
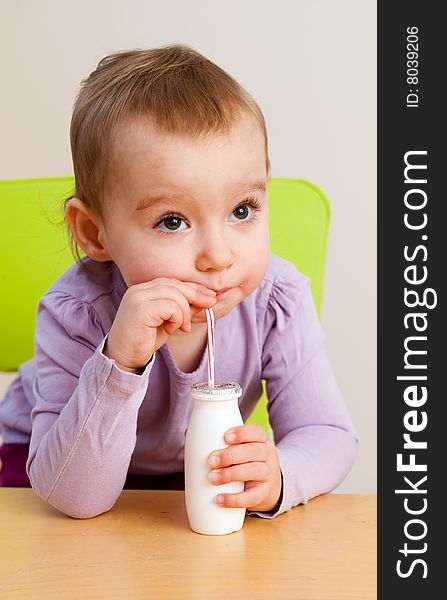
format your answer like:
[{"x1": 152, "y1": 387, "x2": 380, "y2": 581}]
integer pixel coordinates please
[{"x1": 135, "y1": 179, "x2": 266, "y2": 212}]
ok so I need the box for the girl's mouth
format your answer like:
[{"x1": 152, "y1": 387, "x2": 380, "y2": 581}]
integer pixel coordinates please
[{"x1": 215, "y1": 287, "x2": 232, "y2": 298}]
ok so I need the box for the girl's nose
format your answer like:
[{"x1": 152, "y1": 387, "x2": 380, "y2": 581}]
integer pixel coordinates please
[{"x1": 195, "y1": 232, "x2": 234, "y2": 272}]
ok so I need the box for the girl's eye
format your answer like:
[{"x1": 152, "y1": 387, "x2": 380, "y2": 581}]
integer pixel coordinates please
[
  {"x1": 154, "y1": 197, "x2": 262, "y2": 236},
  {"x1": 232, "y1": 205, "x2": 251, "y2": 220},
  {"x1": 155, "y1": 214, "x2": 188, "y2": 234},
  {"x1": 228, "y1": 197, "x2": 263, "y2": 223}
]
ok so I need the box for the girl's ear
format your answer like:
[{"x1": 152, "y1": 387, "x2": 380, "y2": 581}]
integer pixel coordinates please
[{"x1": 65, "y1": 197, "x2": 112, "y2": 262}]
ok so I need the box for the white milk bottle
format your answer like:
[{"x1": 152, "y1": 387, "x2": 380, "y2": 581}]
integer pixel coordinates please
[{"x1": 184, "y1": 381, "x2": 246, "y2": 535}]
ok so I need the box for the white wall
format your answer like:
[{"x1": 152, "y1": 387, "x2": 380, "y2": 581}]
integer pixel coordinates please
[{"x1": 0, "y1": 0, "x2": 376, "y2": 493}]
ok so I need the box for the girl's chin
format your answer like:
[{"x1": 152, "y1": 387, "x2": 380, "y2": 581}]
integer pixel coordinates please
[{"x1": 191, "y1": 303, "x2": 225, "y2": 323}]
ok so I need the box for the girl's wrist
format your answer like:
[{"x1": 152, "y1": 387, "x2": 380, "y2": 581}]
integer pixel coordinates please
[
  {"x1": 115, "y1": 362, "x2": 144, "y2": 374},
  {"x1": 103, "y1": 340, "x2": 151, "y2": 374},
  {"x1": 111, "y1": 358, "x2": 152, "y2": 375}
]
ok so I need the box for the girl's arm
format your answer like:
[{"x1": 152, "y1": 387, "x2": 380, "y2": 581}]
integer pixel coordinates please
[
  {"x1": 262, "y1": 346, "x2": 359, "y2": 517},
  {"x1": 28, "y1": 278, "x2": 215, "y2": 519},
  {"x1": 254, "y1": 265, "x2": 359, "y2": 518},
  {"x1": 27, "y1": 292, "x2": 154, "y2": 518}
]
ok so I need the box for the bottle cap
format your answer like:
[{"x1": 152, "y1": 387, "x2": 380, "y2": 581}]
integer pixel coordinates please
[{"x1": 191, "y1": 381, "x2": 242, "y2": 401}]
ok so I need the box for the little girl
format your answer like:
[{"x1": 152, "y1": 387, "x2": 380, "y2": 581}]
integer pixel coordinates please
[{"x1": 0, "y1": 44, "x2": 358, "y2": 519}]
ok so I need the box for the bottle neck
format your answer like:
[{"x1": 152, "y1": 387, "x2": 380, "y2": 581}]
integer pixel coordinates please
[{"x1": 193, "y1": 396, "x2": 240, "y2": 409}]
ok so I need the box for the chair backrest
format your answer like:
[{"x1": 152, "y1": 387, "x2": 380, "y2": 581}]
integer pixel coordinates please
[
  {"x1": 267, "y1": 178, "x2": 330, "y2": 311},
  {"x1": 247, "y1": 178, "x2": 331, "y2": 429},
  {"x1": 0, "y1": 177, "x2": 330, "y2": 372}
]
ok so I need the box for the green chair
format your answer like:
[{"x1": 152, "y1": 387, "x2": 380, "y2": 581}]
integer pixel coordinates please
[
  {"x1": 246, "y1": 178, "x2": 330, "y2": 431},
  {"x1": 0, "y1": 177, "x2": 330, "y2": 432},
  {"x1": 0, "y1": 177, "x2": 76, "y2": 371}
]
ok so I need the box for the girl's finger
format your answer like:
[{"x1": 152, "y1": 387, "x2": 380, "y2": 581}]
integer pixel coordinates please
[
  {"x1": 149, "y1": 298, "x2": 185, "y2": 335},
  {"x1": 151, "y1": 288, "x2": 192, "y2": 332},
  {"x1": 134, "y1": 278, "x2": 217, "y2": 307},
  {"x1": 208, "y1": 441, "x2": 269, "y2": 468},
  {"x1": 224, "y1": 424, "x2": 268, "y2": 445},
  {"x1": 138, "y1": 285, "x2": 216, "y2": 332},
  {"x1": 160, "y1": 285, "x2": 217, "y2": 330},
  {"x1": 215, "y1": 486, "x2": 264, "y2": 509},
  {"x1": 209, "y1": 461, "x2": 268, "y2": 485}
]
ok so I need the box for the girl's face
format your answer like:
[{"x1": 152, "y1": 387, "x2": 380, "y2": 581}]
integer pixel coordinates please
[{"x1": 98, "y1": 112, "x2": 270, "y2": 323}]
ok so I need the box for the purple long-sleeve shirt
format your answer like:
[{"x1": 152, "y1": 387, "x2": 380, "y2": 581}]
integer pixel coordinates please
[{"x1": 0, "y1": 252, "x2": 358, "y2": 519}]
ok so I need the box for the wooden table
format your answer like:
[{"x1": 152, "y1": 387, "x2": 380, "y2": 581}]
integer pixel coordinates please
[{"x1": 0, "y1": 490, "x2": 376, "y2": 599}]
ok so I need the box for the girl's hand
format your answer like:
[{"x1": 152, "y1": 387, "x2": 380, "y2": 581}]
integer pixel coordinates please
[
  {"x1": 104, "y1": 278, "x2": 217, "y2": 373},
  {"x1": 208, "y1": 424, "x2": 283, "y2": 513}
]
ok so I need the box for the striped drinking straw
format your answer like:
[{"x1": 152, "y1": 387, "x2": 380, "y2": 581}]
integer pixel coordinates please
[{"x1": 205, "y1": 308, "x2": 215, "y2": 387}]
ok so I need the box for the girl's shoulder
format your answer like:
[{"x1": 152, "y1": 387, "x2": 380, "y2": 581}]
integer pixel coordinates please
[
  {"x1": 256, "y1": 252, "x2": 311, "y2": 308},
  {"x1": 38, "y1": 258, "x2": 123, "y2": 335},
  {"x1": 44, "y1": 257, "x2": 119, "y2": 303},
  {"x1": 252, "y1": 253, "x2": 323, "y2": 358},
  {"x1": 251, "y1": 252, "x2": 316, "y2": 340}
]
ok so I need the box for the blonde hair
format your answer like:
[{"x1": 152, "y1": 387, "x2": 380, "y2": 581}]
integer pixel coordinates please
[{"x1": 65, "y1": 43, "x2": 271, "y2": 265}]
